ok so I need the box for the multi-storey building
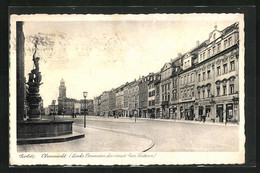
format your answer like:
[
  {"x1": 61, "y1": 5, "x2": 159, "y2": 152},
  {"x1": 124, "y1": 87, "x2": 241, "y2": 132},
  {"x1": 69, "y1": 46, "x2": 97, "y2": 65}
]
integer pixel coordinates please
[
  {"x1": 100, "y1": 91, "x2": 109, "y2": 117},
  {"x1": 93, "y1": 96, "x2": 100, "y2": 116},
  {"x1": 154, "y1": 72, "x2": 161, "y2": 118},
  {"x1": 109, "y1": 89, "x2": 117, "y2": 116},
  {"x1": 169, "y1": 56, "x2": 181, "y2": 119},
  {"x1": 127, "y1": 80, "x2": 139, "y2": 117},
  {"x1": 115, "y1": 86, "x2": 124, "y2": 116},
  {"x1": 178, "y1": 44, "x2": 203, "y2": 120},
  {"x1": 147, "y1": 73, "x2": 156, "y2": 118},
  {"x1": 123, "y1": 83, "x2": 129, "y2": 117},
  {"x1": 138, "y1": 76, "x2": 149, "y2": 118},
  {"x1": 160, "y1": 62, "x2": 174, "y2": 119},
  {"x1": 194, "y1": 23, "x2": 239, "y2": 123}
]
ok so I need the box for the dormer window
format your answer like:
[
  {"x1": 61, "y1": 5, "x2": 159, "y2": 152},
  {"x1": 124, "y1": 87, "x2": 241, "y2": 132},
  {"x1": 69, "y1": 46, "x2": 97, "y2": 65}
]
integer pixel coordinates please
[{"x1": 213, "y1": 33, "x2": 216, "y2": 40}]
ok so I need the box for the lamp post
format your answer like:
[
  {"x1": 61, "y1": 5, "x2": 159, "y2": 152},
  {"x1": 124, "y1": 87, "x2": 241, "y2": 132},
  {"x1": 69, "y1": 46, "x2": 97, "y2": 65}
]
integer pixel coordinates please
[
  {"x1": 53, "y1": 100, "x2": 56, "y2": 120},
  {"x1": 83, "y1": 91, "x2": 88, "y2": 128}
]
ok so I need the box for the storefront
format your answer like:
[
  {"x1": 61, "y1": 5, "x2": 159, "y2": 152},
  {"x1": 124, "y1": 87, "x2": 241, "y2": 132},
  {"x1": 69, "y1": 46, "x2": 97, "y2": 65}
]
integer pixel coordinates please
[
  {"x1": 216, "y1": 104, "x2": 223, "y2": 122},
  {"x1": 226, "y1": 103, "x2": 234, "y2": 122}
]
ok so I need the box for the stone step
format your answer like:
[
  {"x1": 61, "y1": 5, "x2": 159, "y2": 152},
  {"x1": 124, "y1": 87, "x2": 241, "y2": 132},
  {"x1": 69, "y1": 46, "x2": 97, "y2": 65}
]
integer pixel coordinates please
[{"x1": 17, "y1": 132, "x2": 85, "y2": 145}]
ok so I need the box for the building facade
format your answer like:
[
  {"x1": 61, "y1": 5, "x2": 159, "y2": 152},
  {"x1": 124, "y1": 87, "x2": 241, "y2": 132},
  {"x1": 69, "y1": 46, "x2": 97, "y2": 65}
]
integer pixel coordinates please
[
  {"x1": 115, "y1": 86, "x2": 124, "y2": 117},
  {"x1": 138, "y1": 76, "x2": 149, "y2": 118},
  {"x1": 109, "y1": 89, "x2": 117, "y2": 116},
  {"x1": 94, "y1": 22, "x2": 240, "y2": 124}
]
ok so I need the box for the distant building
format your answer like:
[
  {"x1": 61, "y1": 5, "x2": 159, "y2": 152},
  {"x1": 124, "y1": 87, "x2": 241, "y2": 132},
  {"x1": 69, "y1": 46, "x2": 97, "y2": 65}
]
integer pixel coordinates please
[
  {"x1": 100, "y1": 91, "x2": 109, "y2": 117},
  {"x1": 138, "y1": 76, "x2": 149, "y2": 118}
]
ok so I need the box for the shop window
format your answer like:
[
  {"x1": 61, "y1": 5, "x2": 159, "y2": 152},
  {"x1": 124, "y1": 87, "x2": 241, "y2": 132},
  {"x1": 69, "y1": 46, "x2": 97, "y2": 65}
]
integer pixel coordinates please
[
  {"x1": 223, "y1": 85, "x2": 227, "y2": 95},
  {"x1": 230, "y1": 84, "x2": 234, "y2": 94},
  {"x1": 217, "y1": 66, "x2": 221, "y2": 76},
  {"x1": 230, "y1": 61, "x2": 235, "y2": 71},
  {"x1": 223, "y1": 64, "x2": 228, "y2": 74}
]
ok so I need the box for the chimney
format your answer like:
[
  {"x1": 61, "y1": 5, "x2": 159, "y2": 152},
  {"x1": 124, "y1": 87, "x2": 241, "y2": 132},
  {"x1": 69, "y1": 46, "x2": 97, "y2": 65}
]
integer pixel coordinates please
[{"x1": 196, "y1": 40, "x2": 200, "y2": 47}]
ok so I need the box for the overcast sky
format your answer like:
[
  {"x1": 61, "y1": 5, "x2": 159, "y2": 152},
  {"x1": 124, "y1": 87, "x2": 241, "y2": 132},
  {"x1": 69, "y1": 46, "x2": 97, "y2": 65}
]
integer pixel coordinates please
[{"x1": 11, "y1": 14, "x2": 242, "y2": 107}]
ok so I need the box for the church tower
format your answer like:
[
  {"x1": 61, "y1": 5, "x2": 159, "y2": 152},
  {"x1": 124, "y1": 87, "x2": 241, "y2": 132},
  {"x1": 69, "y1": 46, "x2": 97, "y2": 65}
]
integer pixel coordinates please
[
  {"x1": 58, "y1": 78, "x2": 66, "y2": 114},
  {"x1": 59, "y1": 78, "x2": 66, "y2": 99}
]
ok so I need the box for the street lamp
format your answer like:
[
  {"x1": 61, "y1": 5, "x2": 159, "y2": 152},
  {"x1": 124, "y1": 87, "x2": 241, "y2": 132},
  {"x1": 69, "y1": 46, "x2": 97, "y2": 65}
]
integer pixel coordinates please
[
  {"x1": 83, "y1": 91, "x2": 88, "y2": 128},
  {"x1": 53, "y1": 100, "x2": 56, "y2": 120}
]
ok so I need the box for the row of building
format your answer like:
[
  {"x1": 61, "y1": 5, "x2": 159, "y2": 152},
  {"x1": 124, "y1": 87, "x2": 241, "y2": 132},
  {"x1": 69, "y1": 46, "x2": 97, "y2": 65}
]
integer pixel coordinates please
[
  {"x1": 93, "y1": 22, "x2": 240, "y2": 123},
  {"x1": 44, "y1": 78, "x2": 94, "y2": 116}
]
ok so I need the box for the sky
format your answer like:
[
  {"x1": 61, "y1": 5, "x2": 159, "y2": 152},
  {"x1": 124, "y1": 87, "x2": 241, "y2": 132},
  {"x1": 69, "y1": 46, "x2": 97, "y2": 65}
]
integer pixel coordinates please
[{"x1": 10, "y1": 14, "x2": 242, "y2": 107}]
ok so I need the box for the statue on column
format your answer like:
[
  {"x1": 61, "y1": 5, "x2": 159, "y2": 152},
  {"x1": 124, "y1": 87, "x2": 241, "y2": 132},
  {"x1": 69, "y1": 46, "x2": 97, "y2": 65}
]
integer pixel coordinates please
[{"x1": 26, "y1": 40, "x2": 43, "y2": 120}]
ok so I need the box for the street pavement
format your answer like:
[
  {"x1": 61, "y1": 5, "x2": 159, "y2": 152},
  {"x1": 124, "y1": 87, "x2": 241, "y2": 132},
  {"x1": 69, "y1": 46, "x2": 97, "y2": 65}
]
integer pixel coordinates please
[{"x1": 18, "y1": 115, "x2": 239, "y2": 152}]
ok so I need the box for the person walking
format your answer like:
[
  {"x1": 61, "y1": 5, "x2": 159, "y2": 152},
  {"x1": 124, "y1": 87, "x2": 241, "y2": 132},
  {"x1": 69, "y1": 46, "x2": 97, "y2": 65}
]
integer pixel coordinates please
[{"x1": 202, "y1": 113, "x2": 206, "y2": 123}]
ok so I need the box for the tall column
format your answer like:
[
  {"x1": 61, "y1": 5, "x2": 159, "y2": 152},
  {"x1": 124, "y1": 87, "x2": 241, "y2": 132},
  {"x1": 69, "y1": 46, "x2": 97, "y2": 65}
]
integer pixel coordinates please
[{"x1": 17, "y1": 21, "x2": 25, "y2": 122}]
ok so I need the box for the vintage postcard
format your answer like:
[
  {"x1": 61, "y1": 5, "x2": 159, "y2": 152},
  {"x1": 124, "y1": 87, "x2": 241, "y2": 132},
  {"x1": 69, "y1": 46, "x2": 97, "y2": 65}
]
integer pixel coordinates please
[{"x1": 9, "y1": 13, "x2": 245, "y2": 166}]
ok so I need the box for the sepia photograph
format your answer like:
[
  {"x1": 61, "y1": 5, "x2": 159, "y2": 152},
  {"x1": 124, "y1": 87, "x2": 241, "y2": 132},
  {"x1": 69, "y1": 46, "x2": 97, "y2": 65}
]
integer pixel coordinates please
[{"x1": 9, "y1": 12, "x2": 245, "y2": 165}]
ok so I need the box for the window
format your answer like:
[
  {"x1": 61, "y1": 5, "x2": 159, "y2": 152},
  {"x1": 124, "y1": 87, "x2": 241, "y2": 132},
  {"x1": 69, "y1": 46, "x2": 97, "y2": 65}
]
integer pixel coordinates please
[
  {"x1": 168, "y1": 83, "x2": 170, "y2": 90},
  {"x1": 224, "y1": 40, "x2": 227, "y2": 49},
  {"x1": 207, "y1": 70, "x2": 211, "y2": 79},
  {"x1": 168, "y1": 94, "x2": 170, "y2": 102},
  {"x1": 230, "y1": 61, "x2": 235, "y2": 71},
  {"x1": 200, "y1": 54, "x2": 202, "y2": 61},
  {"x1": 156, "y1": 86, "x2": 159, "y2": 93},
  {"x1": 207, "y1": 89, "x2": 210, "y2": 98},
  {"x1": 198, "y1": 74, "x2": 201, "y2": 82},
  {"x1": 216, "y1": 86, "x2": 220, "y2": 96},
  {"x1": 192, "y1": 90, "x2": 194, "y2": 97},
  {"x1": 162, "y1": 94, "x2": 164, "y2": 101},
  {"x1": 223, "y1": 64, "x2": 228, "y2": 74},
  {"x1": 203, "y1": 72, "x2": 205, "y2": 81},
  {"x1": 217, "y1": 43, "x2": 221, "y2": 53},
  {"x1": 191, "y1": 73, "x2": 194, "y2": 82},
  {"x1": 230, "y1": 84, "x2": 234, "y2": 94},
  {"x1": 212, "y1": 46, "x2": 216, "y2": 55},
  {"x1": 187, "y1": 74, "x2": 190, "y2": 83},
  {"x1": 223, "y1": 85, "x2": 227, "y2": 95},
  {"x1": 213, "y1": 33, "x2": 216, "y2": 39},
  {"x1": 203, "y1": 52, "x2": 205, "y2": 60},
  {"x1": 198, "y1": 91, "x2": 200, "y2": 99},
  {"x1": 228, "y1": 36, "x2": 233, "y2": 46},
  {"x1": 217, "y1": 66, "x2": 221, "y2": 76},
  {"x1": 208, "y1": 49, "x2": 211, "y2": 58},
  {"x1": 162, "y1": 86, "x2": 164, "y2": 92},
  {"x1": 202, "y1": 90, "x2": 205, "y2": 98}
]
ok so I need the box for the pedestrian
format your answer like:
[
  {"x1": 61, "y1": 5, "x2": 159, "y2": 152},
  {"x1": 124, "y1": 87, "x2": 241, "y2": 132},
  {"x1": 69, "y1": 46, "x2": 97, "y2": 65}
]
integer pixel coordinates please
[{"x1": 202, "y1": 113, "x2": 206, "y2": 123}]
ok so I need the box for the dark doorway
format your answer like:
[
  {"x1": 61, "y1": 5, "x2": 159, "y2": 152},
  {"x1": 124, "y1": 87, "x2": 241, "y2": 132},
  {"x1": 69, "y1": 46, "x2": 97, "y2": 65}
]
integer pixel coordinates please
[
  {"x1": 199, "y1": 106, "x2": 203, "y2": 121},
  {"x1": 216, "y1": 104, "x2": 223, "y2": 122}
]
